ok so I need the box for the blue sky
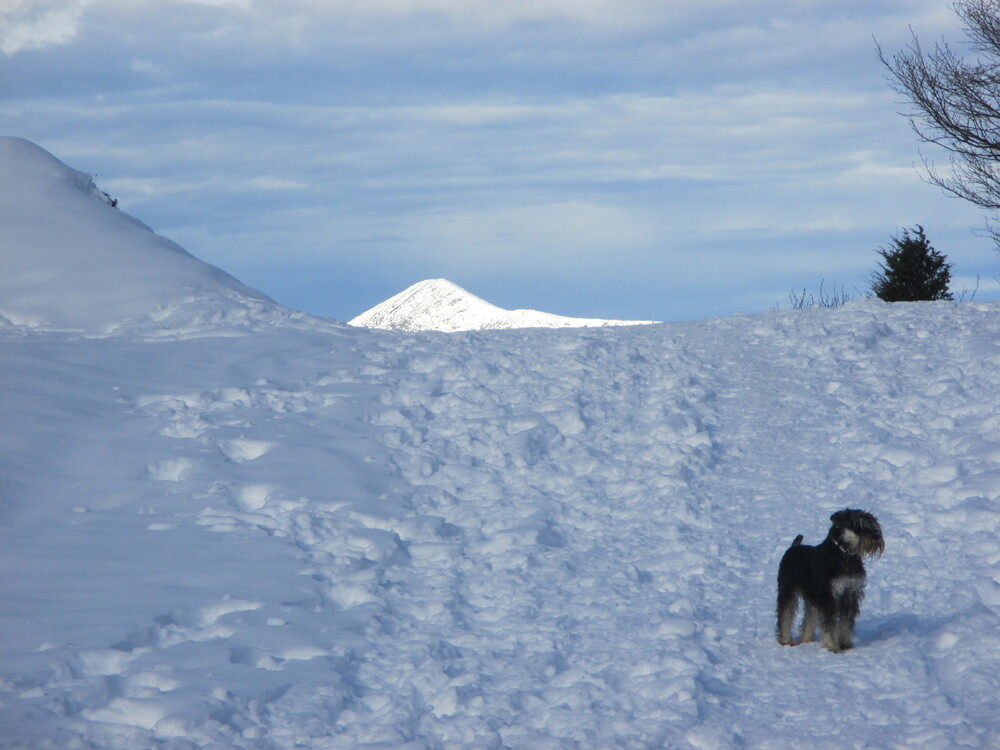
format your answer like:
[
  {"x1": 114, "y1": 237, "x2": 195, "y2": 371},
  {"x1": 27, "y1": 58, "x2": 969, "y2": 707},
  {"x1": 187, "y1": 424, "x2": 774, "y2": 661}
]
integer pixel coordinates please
[{"x1": 3, "y1": 0, "x2": 999, "y2": 322}]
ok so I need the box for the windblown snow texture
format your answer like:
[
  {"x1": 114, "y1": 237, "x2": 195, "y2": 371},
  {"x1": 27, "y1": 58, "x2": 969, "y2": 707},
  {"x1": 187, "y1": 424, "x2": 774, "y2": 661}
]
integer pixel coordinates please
[
  {"x1": 349, "y1": 278, "x2": 657, "y2": 331},
  {"x1": 2, "y1": 138, "x2": 1000, "y2": 749}
]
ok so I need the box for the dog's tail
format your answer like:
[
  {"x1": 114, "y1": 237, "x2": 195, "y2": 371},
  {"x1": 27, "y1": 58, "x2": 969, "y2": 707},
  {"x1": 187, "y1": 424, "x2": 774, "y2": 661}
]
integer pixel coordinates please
[{"x1": 791, "y1": 534, "x2": 803, "y2": 547}]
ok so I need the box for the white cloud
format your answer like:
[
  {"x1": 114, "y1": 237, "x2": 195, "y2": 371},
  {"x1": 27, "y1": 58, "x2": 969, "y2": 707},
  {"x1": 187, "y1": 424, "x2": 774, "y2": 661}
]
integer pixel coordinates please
[
  {"x1": 0, "y1": 0, "x2": 665, "y2": 57},
  {"x1": 267, "y1": 0, "x2": 732, "y2": 32},
  {"x1": 180, "y1": 0, "x2": 251, "y2": 6},
  {"x1": 0, "y1": 0, "x2": 89, "y2": 54},
  {"x1": 1, "y1": 0, "x2": 944, "y2": 58},
  {"x1": 403, "y1": 201, "x2": 658, "y2": 271}
]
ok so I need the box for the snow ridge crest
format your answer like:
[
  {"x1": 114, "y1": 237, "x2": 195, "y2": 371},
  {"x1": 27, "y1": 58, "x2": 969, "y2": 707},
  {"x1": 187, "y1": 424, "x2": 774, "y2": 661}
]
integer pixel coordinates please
[{"x1": 0, "y1": 136, "x2": 277, "y2": 335}]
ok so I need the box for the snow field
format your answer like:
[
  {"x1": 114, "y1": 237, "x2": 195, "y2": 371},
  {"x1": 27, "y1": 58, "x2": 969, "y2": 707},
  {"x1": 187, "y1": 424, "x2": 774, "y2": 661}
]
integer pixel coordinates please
[
  {"x1": 1, "y1": 300, "x2": 1000, "y2": 748},
  {"x1": 332, "y1": 329, "x2": 723, "y2": 747}
]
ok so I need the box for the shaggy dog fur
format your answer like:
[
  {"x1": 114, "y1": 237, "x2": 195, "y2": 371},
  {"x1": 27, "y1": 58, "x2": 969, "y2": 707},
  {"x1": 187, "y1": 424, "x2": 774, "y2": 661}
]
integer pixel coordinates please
[{"x1": 776, "y1": 509, "x2": 884, "y2": 652}]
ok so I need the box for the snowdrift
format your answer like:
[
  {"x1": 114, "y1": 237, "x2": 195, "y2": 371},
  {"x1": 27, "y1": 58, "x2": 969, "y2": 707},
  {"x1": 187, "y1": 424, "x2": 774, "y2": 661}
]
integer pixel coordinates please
[{"x1": 2, "y1": 140, "x2": 1000, "y2": 749}]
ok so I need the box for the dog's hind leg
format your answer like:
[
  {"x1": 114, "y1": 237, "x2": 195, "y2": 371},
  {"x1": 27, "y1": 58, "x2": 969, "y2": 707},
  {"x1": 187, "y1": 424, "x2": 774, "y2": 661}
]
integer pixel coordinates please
[
  {"x1": 799, "y1": 603, "x2": 821, "y2": 644},
  {"x1": 776, "y1": 588, "x2": 800, "y2": 646}
]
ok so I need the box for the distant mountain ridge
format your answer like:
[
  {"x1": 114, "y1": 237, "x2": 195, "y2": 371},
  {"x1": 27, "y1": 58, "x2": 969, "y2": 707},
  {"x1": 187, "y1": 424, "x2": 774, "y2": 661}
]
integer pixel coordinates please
[{"x1": 349, "y1": 279, "x2": 658, "y2": 332}]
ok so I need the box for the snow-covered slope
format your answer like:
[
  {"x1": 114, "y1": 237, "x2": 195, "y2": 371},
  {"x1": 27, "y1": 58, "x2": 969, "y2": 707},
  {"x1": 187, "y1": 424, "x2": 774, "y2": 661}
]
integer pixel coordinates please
[
  {"x1": 350, "y1": 278, "x2": 658, "y2": 331},
  {"x1": 0, "y1": 136, "x2": 279, "y2": 334},
  {"x1": 3, "y1": 141, "x2": 1000, "y2": 749},
  {"x1": 5, "y1": 302, "x2": 1000, "y2": 749}
]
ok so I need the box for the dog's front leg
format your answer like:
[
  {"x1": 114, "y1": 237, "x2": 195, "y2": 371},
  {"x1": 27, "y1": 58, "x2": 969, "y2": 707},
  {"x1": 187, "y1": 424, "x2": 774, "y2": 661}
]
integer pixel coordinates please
[
  {"x1": 819, "y1": 606, "x2": 844, "y2": 652},
  {"x1": 834, "y1": 596, "x2": 860, "y2": 651}
]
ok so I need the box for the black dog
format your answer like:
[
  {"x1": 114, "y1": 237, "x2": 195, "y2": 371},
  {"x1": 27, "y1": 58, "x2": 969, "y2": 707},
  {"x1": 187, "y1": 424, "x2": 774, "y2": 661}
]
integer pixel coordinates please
[{"x1": 776, "y1": 509, "x2": 884, "y2": 652}]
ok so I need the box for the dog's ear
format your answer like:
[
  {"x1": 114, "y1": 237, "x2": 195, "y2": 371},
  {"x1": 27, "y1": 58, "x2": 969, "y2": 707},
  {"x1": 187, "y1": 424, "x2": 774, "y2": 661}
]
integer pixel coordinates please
[{"x1": 830, "y1": 509, "x2": 847, "y2": 524}]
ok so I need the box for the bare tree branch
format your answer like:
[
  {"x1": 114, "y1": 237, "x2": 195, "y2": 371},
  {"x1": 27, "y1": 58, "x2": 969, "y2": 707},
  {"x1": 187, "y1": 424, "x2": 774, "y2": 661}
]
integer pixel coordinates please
[{"x1": 879, "y1": 1, "x2": 1000, "y2": 229}]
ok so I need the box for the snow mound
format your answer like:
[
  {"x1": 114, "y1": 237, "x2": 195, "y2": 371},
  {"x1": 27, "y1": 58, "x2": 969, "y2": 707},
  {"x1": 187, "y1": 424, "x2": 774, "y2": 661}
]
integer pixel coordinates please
[
  {"x1": 0, "y1": 136, "x2": 278, "y2": 334},
  {"x1": 350, "y1": 278, "x2": 658, "y2": 331}
]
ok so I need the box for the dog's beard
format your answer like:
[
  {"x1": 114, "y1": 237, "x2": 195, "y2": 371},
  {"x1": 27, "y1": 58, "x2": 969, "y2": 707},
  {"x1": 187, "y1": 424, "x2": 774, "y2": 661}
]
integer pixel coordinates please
[
  {"x1": 854, "y1": 514, "x2": 884, "y2": 558},
  {"x1": 858, "y1": 532, "x2": 885, "y2": 558}
]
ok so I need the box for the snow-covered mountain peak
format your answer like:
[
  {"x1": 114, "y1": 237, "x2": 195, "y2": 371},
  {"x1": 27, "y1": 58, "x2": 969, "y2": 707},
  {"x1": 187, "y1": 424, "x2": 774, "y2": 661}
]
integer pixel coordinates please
[
  {"x1": 0, "y1": 136, "x2": 276, "y2": 335},
  {"x1": 350, "y1": 278, "x2": 658, "y2": 331},
  {"x1": 349, "y1": 278, "x2": 505, "y2": 331}
]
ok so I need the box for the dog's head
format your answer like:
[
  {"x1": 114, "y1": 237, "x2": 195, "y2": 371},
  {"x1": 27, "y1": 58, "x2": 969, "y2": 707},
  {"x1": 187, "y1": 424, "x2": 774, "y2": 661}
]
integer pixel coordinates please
[{"x1": 829, "y1": 508, "x2": 884, "y2": 558}]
